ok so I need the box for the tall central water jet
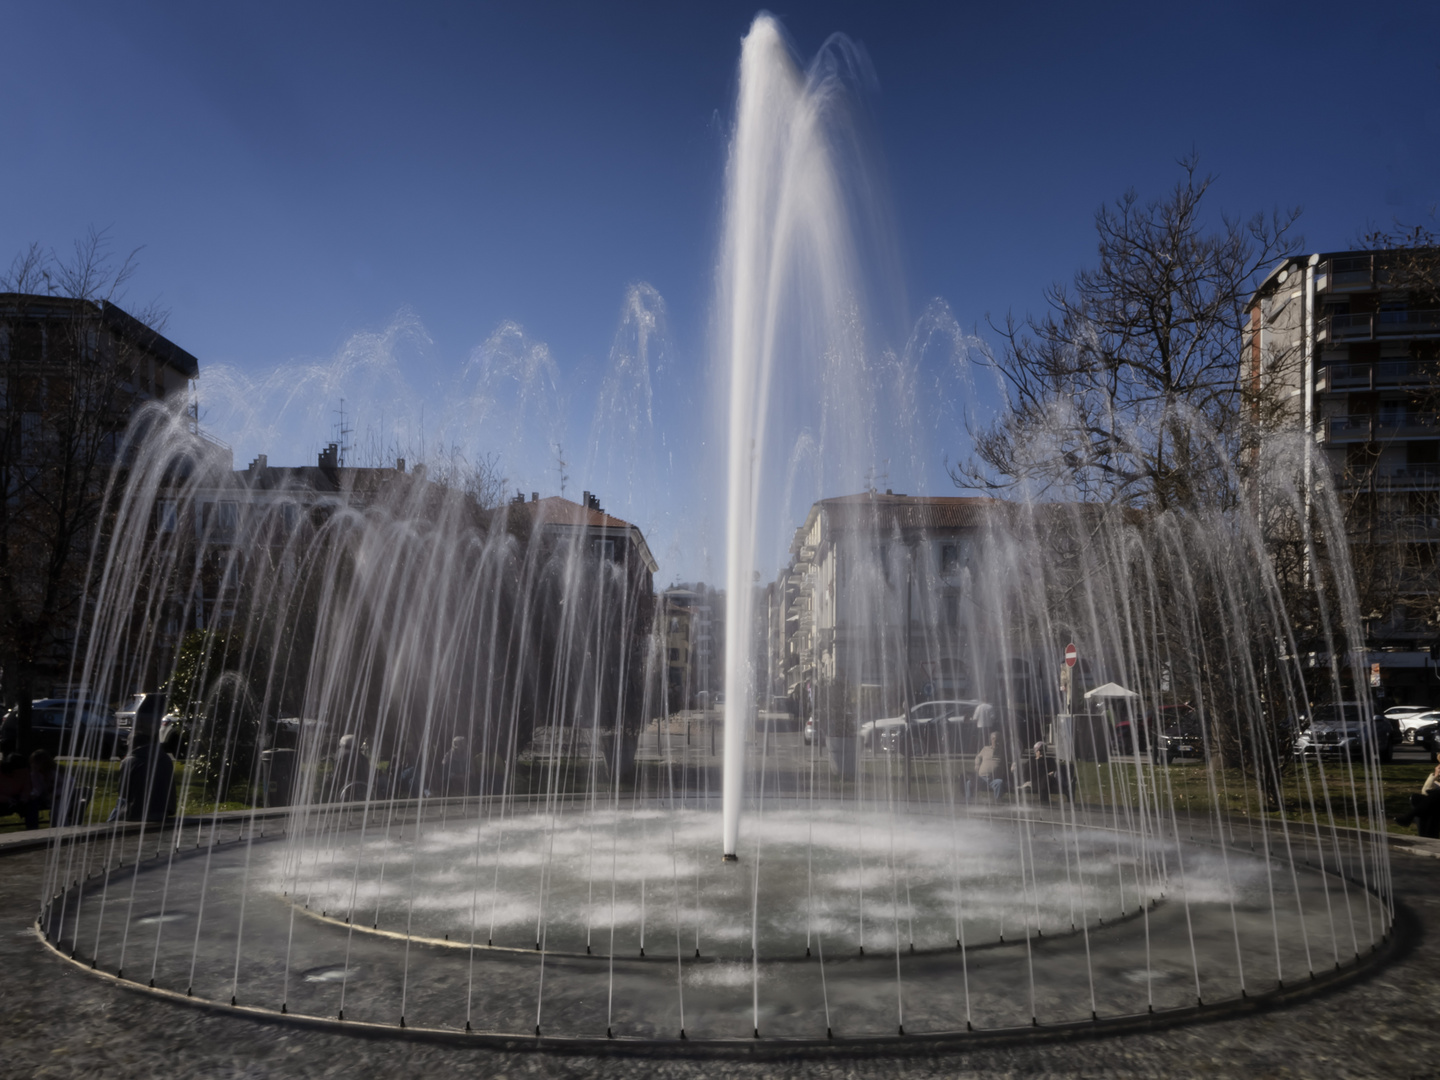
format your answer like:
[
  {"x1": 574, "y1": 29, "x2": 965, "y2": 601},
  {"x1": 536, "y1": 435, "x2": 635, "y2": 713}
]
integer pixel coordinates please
[{"x1": 719, "y1": 16, "x2": 875, "y2": 858}]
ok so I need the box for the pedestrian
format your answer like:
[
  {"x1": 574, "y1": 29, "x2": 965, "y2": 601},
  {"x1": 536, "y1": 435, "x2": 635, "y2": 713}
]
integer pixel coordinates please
[
  {"x1": 22, "y1": 749, "x2": 57, "y2": 829},
  {"x1": 1396, "y1": 755, "x2": 1440, "y2": 838},
  {"x1": 110, "y1": 721, "x2": 176, "y2": 822}
]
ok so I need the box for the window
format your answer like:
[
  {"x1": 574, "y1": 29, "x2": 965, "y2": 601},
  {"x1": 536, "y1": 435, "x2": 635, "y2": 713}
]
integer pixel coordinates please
[
  {"x1": 201, "y1": 501, "x2": 239, "y2": 540},
  {"x1": 593, "y1": 537, "x2": 617, "y2": 561},
  {"x1": 669, "y1": 648, "x2": 680, "y2": 663},
  {"x1": 940, "y1": 543, "x2": 959, "y2": 573},
  {"x1": 1380, "y1": 299, "x2": 1409, "y2": 324},
  {"x1": 944, "y1": 591, "x2": 960, "y2": 628},
  {"x1": 158, "y1": 500, "x2": 177, "y2": 533}
]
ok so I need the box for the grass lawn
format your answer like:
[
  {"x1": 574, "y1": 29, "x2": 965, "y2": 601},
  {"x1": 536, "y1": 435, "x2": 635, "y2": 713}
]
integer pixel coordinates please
[
  {"x1": 0, "y1": 760, "x2": 251, "y2": 834},
  {"x1": 5, "y1": 751, "x2": 1435, "y2": 840}
]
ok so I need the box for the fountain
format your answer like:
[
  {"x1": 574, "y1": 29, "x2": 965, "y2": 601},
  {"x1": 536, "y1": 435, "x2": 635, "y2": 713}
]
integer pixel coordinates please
[{"x1": 33, "y1": 13, "x2": 1392, "y2": 1053}]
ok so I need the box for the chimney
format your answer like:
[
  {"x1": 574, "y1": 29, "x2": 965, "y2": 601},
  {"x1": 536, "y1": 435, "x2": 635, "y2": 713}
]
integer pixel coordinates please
[
  {"x1": 582, "y1": 490, "x2": 590, "y2": 508},
  {"x1": 248, "y1": 454, "x2": 267, "y2": 473},
  {"x1": 396, "y1": 457, "x2": 405, "y2": 473},
  {"x1": 318, "y1": 443, "x2": 338, "y2": 469},
  {"x1": 531, "y1": 492, "x2": 539, "y2": 502},
  {"x1": 512, "y1": 489, "x2": 525, "y2": 505}
]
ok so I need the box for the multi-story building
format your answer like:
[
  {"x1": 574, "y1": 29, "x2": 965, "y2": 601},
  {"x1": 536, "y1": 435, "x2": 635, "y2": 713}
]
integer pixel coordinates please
[
  {"x1": 768, "y1": 491, "x2": 996, "y2": 716},
  {"x1": 1247, "y1": 248, "x2": 1440, "y2": 702},
  {"x1": 659, "y1": 585, "x2": 722, "y2": 712},
  {"x1": 0, "y1": 293, "x2": 205, "y2": 709}
]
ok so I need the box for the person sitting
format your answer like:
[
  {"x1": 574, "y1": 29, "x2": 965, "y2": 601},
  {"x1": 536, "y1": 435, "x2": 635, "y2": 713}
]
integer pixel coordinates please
[
  {"x1": 110, "y1": 722, "x2": 176, "y2": 823},
  {"x1": 0, "y1": 753, "x2": 29, "y2": 820},
  {"x1": 332, "y1": 734, "x2": 374, "y2": 801},
  {"x1": 1396, "y1": 756, "x2": 1440, "y2": 838},
  {"x1": 21, "y1": 749, "x2": 57, "y2": 829},
  {"x1": 439, "y1": 735, "x2": 470, "y2": 798},
  {"x1": 968, "y1": 732, "x2": 1007, "y2": 801},
  {"x1": 1015, "y1": 741, "x2": 1055, "y2": 804}
]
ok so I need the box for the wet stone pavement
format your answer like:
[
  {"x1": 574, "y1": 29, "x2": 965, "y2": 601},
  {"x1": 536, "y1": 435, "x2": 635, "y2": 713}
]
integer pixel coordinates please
[{"x1": 2, "y1": 841, "x2": 1439, "y2": 1080}]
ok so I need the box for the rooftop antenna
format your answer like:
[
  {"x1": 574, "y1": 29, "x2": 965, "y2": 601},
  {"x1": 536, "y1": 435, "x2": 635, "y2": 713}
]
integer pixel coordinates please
[
  {"x1": 864, "y1": 463, "x2": 888, "y2": 494},
  {"x1": 554, "y1": 442, "x2": 569, "y2": 498},
  {"x1": 334, "y1": 398, "x2": 353, "y2": 467}
]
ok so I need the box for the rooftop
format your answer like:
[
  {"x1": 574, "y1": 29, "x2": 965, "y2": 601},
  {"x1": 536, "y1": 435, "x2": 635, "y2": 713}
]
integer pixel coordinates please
[{"x1": 0, "y1": 293, "x2": 200, "y2": 379}]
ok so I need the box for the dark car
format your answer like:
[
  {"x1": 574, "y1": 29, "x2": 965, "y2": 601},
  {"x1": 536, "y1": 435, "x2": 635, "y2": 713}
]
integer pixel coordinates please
[
  {"x1": 0, "y1": 698, "x2": 118, "y2": 758},
  {"x1": 755, "y1": 696, "x2": 800, "y2": 733},
  {"x1": 1294, "y1": 702, "x2": 1395, "y2": 764},
  {"x1": 115, "y1": 692, "x2": 167, "y2": 753},
  {"x1": 1156, "y1": 706, "x2": 1204, "y2": 764}
]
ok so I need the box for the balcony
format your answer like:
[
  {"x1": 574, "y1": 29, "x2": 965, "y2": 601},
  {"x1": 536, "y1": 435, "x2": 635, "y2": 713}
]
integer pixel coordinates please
[
  {"x1": 1315, "y1": 256, "x2": 1380, "y2": 294},
  {"x1": 1348, "y1": 516, "x2": 1440, "y2": 542},
  {"x1": 1317, "y1": 413, "x2": 1440, "y2": 444},
  {"x1": 1334, "y1": 468, "x2": 1440, "y2": 491},
  {"x1": 1316, "y1": 360, "x2": 1434, "y2": 393},
  {"x1": 1317, "y1": 310, "x2": 1440, "y2": 343}
]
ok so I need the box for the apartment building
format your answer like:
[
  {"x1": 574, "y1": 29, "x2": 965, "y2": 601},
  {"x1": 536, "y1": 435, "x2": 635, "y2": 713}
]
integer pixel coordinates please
[
  {"x1": 659, "y1": 585, "x2": 722, "y2": 711},
  {"x1": 1247, "y1": 248, "x2": 1440, "y2": 702},
  {"x1": 767, "y1": 491, "x2": 996, "y2": 714}
]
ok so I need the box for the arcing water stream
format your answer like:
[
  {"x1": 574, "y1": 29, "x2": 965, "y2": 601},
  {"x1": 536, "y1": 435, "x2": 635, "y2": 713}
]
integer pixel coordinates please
[{"x1": 35, "y1": 13, "x2": 1391, "y2": 1048}]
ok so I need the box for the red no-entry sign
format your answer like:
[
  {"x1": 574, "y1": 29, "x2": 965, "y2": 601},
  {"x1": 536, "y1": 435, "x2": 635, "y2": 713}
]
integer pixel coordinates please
[{"x1": 1064, "y1": 643, "x2": 1078, "y2": 668}]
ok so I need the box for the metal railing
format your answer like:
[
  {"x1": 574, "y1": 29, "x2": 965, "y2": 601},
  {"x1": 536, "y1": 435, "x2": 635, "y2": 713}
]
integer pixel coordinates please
[
  {"x1": 1318, "y1": 310, "x2": 1440, "y2": 341},
  {"x1": 1318, "y1": 413, "x2": 1440, "y2": 442},
  {"x1": 1316, "y1": 360, "x2": 1435, "y2": 391},
  {"x1": 1333, "y1": 467, "x2": 1440, "y2": 490}
]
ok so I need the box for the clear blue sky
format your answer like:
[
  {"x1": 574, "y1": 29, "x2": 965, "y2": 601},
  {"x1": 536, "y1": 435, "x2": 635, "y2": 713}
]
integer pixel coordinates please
[{"x1": 3, "y1": 1, "x2": 1437, "y2": 580}]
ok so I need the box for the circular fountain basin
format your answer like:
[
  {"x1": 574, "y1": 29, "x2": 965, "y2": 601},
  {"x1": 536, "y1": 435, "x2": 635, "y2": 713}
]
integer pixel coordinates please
[{"x1": 41, "y1": 802, "x2": 1387, "y2": 1044}]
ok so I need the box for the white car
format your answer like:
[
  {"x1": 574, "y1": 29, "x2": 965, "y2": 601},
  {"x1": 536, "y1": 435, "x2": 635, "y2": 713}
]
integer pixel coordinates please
[
  {"x1": 862, "y1": 700, "x2": 981, "y2": 753},
  {"x1": 1385, "y1": 705, "x2": 1429, "y2": 724},
  {"x1": 1395, "y1": 709, "x2": 1440, "y2": 743}
]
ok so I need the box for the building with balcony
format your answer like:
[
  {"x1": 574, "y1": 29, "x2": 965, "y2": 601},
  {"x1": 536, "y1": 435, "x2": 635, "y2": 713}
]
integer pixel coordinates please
[
  {"x1": 1247, "y1": 248, "x2": 1440, "y2": 700},
  {"x1": 766, "y1": 491, "x2": 997, "y2": 715}
]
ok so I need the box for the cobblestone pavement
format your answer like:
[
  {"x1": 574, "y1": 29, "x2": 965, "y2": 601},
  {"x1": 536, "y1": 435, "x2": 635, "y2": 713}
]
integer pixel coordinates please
[{"x1": 2, "y1": 843, "x2": 1438, "y2": 1080}]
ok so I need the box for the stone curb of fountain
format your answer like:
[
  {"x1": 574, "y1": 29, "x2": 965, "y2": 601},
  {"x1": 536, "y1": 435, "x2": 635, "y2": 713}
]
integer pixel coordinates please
[
  {"x1": 18, "y1": 796, "x2": 1411, "y2": 1060},
  {"x1": 27, "y1": 894, "x2": 1412, "y2": 1062},
  {"x1": 286, "y1": 884, "x2": 1163, "y2": 964}
]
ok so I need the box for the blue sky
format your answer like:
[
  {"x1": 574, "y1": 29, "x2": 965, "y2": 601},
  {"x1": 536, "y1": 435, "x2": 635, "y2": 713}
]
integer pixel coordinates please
[{"x1": 3, "y1": 1, "x2": 1438, "y2": 581}]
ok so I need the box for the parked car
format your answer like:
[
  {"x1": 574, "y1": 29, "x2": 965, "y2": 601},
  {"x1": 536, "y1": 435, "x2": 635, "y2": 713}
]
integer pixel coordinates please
[
  {"x1": 1384, "y1": 705, "x2": 1430, "y2": 725},
  {"x1": 755, "y1": 696, "x2": 800, "y2": 733},
  {"x1": 0, "y1": 698, "x2": 118, "y2": 758},
  {"x1": 1393, "y1": 709, "x2": 1440, "y2": 744},
  {"x1": 870, "y1": 700, "x2": 984, "y2": 755},
  {"x1": 803, "y1": 716, "x2": 818, "y2": 745},
  {"x1": 1155, "y1": 706, "x2": 1204, "y2": 764},
  {"x1": 115, "y1": 692, "x2": 168, "y2": 752},
  {"x1": 1293, "y1": 703, "x2": 1395, "y2": 764}
]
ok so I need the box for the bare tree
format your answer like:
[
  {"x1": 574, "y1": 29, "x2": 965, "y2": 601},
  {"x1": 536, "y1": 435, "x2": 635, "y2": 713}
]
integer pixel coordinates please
[
  {"x1": 0, "y1": 231, "x2": 168, "y2": 753},
  {"x1": 957, "y1": 157, "x2": 1303, "y2": 513}
]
